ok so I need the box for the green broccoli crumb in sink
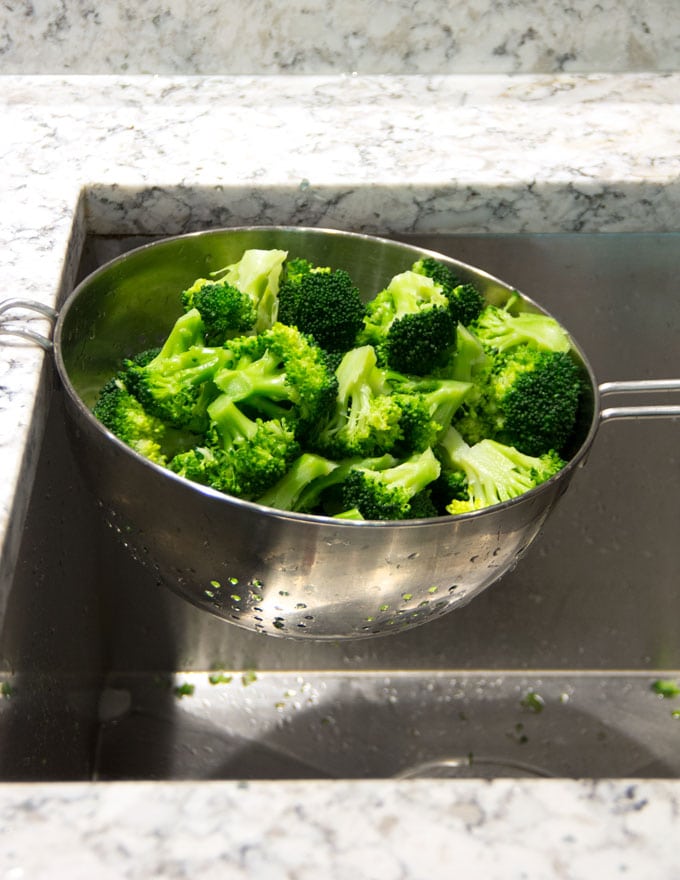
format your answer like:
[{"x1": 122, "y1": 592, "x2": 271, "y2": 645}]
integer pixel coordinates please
[
  {"x1": 651, "y1": 679, "x2": 680, "y2": 699},
  {"x1": 241, "y1": 670, "x2": 258, "y2": 687},
  {"x1": 208, "y1": 672, "x2": 233, "y2": 685},
  {"x1": 1, "y1": 682, "x2": 15, "y2": 699},
  {"x1": 521, "y1": 690, "x2": 545, "y2": 713},
  {"x1": 174, "y1": 682, "x2": 195, "y2": 699}
]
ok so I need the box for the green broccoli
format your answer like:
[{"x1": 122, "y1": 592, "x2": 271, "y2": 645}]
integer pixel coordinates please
[
  {"x1": 210, "y1": 248, "x2": 288, "y2": 334},
  {"x1": 340, "y1": 447, "x2": 442, "y2": 521},
  {"x1": 437, "y1": 425, "x2": 565, "y2": 514},
  {"x1": 93, "y1": 375, "x2": 169, "y2": 465},
  {"x1": 412, "y1": 257, "x2": 485, "y2": 326},
  {"x1": 181, "y1": 278, "x2": 257, "y2": 344},
  {"x1": 255, "y1": 452, "x2": 340, "y2": 512},
  {"x1": 277, "y1": 259, "x2": 365, "y2": 353},
  {"x1": 455, "y1": 344, "x2": 582, "y2": 456},
  {"x1": 472, "y1": 302, "x2": 571, "y2": 354},
  {"x1": 213, "y1": 322, "x2": 337, "y2": 438},
  {"x1": 93, "y1": 244, "x2": 582, "y2": 521},
  {"x1": 385, "y1": 372, "x2": 472, "y2": 452},
  {"x1": 123, "y1": 308, "x2": 228, "y2": 431},
  {"x1": 313, "y1": 345, "x2": 404, "y2": 459},
  {"x1": 170, "y1": 394, "x2": 299, "y2": 499},
  {"x1": 359, "y1": 270, "x2": 456, "y2": 374},
  {"x1": 448, "y1": 323, "x2": 490, "y2": 383}
]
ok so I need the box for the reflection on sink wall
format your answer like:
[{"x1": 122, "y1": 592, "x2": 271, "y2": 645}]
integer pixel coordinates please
[{"x1": 1, "y1": 232, "x2": 679, "y2": 781}]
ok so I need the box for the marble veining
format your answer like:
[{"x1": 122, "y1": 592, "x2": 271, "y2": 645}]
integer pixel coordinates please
[{"x1": 0, "y1": 0, "x2": 678, "y2": 75}]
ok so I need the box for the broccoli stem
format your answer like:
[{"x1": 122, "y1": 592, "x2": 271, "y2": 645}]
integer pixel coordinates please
[{"x1": 256, "y1": 453, "x2": 339, "y2": 511}]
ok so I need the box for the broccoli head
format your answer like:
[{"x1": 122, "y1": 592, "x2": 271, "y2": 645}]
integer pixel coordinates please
[
  {"x1": 93, "y1": 372, "x2": 198, "y2": 465},
  {"x1": 93, "y1": 375, "x2": 169, "y2": 465},
  {"x1": 472, "y1": 302, "x2": 571, "y2": 354},
  {"x1": 170, "y1": 393, "x2": 300, "y2": 499},
  {"x1": 278, "y1": 259, "x2": 365, "y2": 353},
  {"x1": 386, "y1": 372, "x2": 472, "y2": 453},
  {"x1": 181, "y1": 278, "x2": 257, "y2": 344},
  {"x1": 455, "y1": 344, "x2": 582, "y2": 456},
  {"x1": 437, "y1": 425, "x2": 565, "y2": 514},
  {"x1": 213, "y1": 322, "x2": 337, "y2": 438},
  {"x1": 359, "y1": 270, "x2": 456, "y2": 374},
  {"x1": 340, "y1": 447, "x2": 442, "y2": 521},
  {"x1": 412, "y1": 257, "x2": 485, "y2": 326},
  {"x1": 123, "y1": 308, "x2": 228, "y2": 432}
]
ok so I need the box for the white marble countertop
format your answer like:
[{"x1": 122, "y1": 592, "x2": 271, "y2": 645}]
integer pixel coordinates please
[
  {"x1": 1, "y1": 72, "x2": 680, "y2": 875},
  {"x1": 0, "y1": 778, "x2": 679, "y2": 879}
]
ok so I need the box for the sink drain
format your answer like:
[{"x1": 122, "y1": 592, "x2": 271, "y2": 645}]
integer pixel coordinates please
[{"x1": 395, "y1": 756, "x2": 554, "y2": 779}]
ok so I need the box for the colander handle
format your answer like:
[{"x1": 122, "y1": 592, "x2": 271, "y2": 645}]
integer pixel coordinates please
[
  {"x1": 599, "y1": 379, "x2": 680, "y2": 422},
  {"x1": 0, "y1": 298, "x2": 58, "y2": 351}
]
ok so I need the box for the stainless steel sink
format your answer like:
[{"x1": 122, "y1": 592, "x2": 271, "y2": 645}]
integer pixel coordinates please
[{"x1": 2, "y1": 231, "x2": 679, "y2": 781}]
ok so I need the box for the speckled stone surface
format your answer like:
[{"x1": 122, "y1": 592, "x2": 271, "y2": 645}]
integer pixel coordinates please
[
  {"x1": 0, "y1": 68, "x2": 679, "y2": 876},
  {"x1": 1, "y1": 779, "x2": 680, "y2": 878},
  {"x1": 1, "y1": 0, "x2": 678, "y2": 75}
]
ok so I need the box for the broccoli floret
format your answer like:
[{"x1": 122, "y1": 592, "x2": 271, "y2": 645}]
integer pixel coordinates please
[
  {"x1": 213, "y1": 323, "x2": 337, "y2": 438},
  {"x1": 181, "y1": 278, "x2": 257, "y2": 344},
  {"x1": 359, "y1": 270, "x2": 456, "y2": 374},
  {"x1": 313, "y1": 345, "x2": 404, "y2": 459},
  {"x1": 386, "y1": 372, "x2": 472, "y2": 452},
  {"x1": 412, "y1": 257, "x2": 485, "y2": 325},
  {"x1": 123, "y1": 309, "x2": 227, "y2": 432},
  {"x1": 93, "y1": 375, "x2": 168, "y2": 465},
  {"x1": 93, "y1": 370, "x2": 199, "y2": 464},
  {"x1": 340, "y1": 447, "x2": 441, "y2": 521},
  {"x1": 170, "y1": 394, "x2": 299, "y2": 499},
  {"x1": 256, "y1": 452, "x2": 339, "y2": 512},
  {"x1": 381, "y1": 306, "x2": 457, "y2": 375},
  {"x1": 455, "y1": 344, "x2": 582, "y2": 456},
  {"x1": 278, "y1": 260, "x2": 365, "y2": 353},
  {"x1": 411, "y1": 257, "x2": 460, "y2": 292},
  {"x1": 211, "y1": 248, "x2": 288, "y2": 334},
  {"x1": 437, "y1": 426, "x2": 565, "y2": 514},
  {"x1": 472, "y1": 303, "x2": 571, "y2": 353}
]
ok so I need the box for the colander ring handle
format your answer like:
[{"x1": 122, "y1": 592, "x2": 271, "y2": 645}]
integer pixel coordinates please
[
  {"x1": 0, "y1": 298, "x2": 58, "y2": 351},
  {"x1": 599, "y1": 379, "x2": 680, "y2": 422}
]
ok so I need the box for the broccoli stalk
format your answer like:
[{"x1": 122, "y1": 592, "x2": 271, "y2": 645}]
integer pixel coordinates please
[
  {"x1": 340, "y1": 447, "x2": 442, "y2": 521},
  {"x1": 314, "y1": 345, "x2": 403, "y2": 459},
  {"x1": 256, "y1": 452, "x2": 340, "y2": 512},
  {"x1": 437, "y1": 425, "x2": 564, "y2": 514},
  {"x1": 123, "y1": 308, "x2": 228, "y2": 431},
  {"x1": 211, "y1": 248, "x2": 288, "y2": 334}
]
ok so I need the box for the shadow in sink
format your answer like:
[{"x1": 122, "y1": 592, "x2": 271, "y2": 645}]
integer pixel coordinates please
[
  {"x1": 2, "y1": 231, "x2": 679, "y2": 781},
  {"x1": 94, "y1": 671, "x2": 680, "y2": 780}
]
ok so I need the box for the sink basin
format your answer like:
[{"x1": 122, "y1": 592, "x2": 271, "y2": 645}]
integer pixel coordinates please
[{"x1": 2, "y1": 231, "x2": 679, "y2": 781}]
